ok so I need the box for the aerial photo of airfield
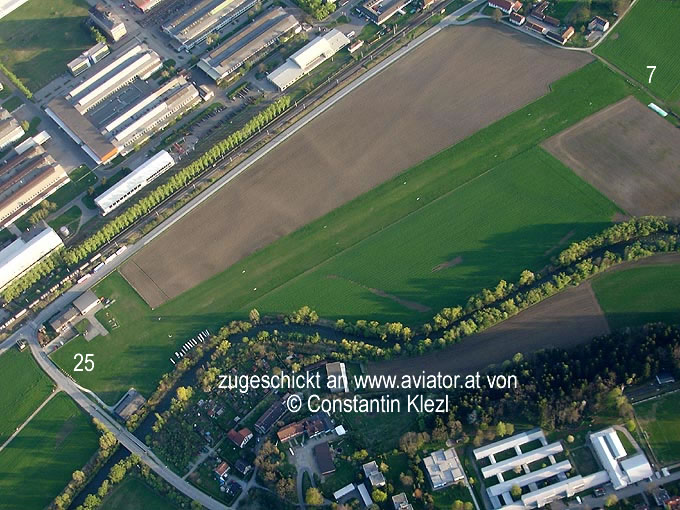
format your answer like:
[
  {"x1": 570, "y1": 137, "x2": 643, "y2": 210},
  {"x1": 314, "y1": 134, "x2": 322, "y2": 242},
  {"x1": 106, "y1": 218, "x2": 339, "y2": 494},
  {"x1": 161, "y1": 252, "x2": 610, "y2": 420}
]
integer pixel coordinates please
[{"x1": 1, "y1": 0, "x2": 680, "y2": 509}]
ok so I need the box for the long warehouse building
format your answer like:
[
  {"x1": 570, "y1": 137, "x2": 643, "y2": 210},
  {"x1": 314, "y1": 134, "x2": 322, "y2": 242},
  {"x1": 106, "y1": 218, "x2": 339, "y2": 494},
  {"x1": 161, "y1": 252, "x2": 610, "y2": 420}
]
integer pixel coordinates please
[
  {"x1": 0, "y1": 106, "x2": 25, "y2": 151},
  {"x1": 163, "y1": 0, "x2": 259, "y2": 51},
  {"x1": 198, "y1": 7, "x2": 300, "y2": 82},
  {"x1": 268, "y1": 29, "x2": 350, "y2": 91},
  {"x1": 95, "y1": 150, "x2": 175, "y2": 215},
  {"x1": 0, "y1": 146, "x2": 70, "y2": 227},
  {"x1": 0, "y1": 227, "x2": 63, "y2": 290},
  {"x1": 46, "y1": 44, "x2": 200, "y2": 164}
]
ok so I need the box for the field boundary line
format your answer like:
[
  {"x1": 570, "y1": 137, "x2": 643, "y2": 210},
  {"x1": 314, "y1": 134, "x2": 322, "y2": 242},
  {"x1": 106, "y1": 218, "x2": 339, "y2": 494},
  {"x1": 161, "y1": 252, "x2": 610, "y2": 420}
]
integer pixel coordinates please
[{"x1": 0, "y1": 389, "x2": 60, "y2": 454}]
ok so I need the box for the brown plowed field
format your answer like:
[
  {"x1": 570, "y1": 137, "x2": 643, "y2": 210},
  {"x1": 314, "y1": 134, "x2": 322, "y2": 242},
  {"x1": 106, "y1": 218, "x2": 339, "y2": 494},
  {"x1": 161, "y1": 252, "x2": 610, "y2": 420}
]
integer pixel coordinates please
[
  {"x1": 122, "y1": 23, "x2": 591, "y2": 307},
  {"x1": 543, "y1": 96, "x2": 680, "y2": 217},
  {"x1": 367, "y1": 282, "x2": 610, "y2": 378}
]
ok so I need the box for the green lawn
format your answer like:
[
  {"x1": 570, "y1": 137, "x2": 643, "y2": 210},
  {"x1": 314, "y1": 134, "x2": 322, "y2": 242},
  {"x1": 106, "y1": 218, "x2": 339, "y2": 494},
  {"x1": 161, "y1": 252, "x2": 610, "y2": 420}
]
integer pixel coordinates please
[
  {"x1": 0, "y1": 349, "x2": 54, "y2": 445},
  {"x1": 1, "y1": 95, "x2": 22, "y2": 112},
  {"x1": 592, "y1": 264, "x2": 680, "y2": 330},
  {"x1": 47, "y1": 205, "x2": 82, "y2": 233},
  {"x1": 0, "y1": 392, "x2": 99, "y2": 510},
  {"x1": 594, "y1": 0, "x2": 680, "y2": 105},
  {"x1": 338, "y1": 404, "x2": 418, "y2": 452},
  {"x1": 635, "y1": 391, "x2": 680, "y2": 465},
  {"x1": 99, "y1": 475, "x2": 180, "y2": 510},
  {"x1": 0, "y1": 0, "x2": 93, "y2": 92},
  {"x1": 58, "y1": 62, "x2": 637, "y2": 405}
]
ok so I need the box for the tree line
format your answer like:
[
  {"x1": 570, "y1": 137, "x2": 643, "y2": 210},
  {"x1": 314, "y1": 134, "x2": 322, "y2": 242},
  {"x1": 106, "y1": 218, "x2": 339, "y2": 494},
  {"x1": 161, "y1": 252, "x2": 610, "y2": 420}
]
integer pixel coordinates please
[{"x1": 0, "y1": 61, "x2": 32, "y2": 98}]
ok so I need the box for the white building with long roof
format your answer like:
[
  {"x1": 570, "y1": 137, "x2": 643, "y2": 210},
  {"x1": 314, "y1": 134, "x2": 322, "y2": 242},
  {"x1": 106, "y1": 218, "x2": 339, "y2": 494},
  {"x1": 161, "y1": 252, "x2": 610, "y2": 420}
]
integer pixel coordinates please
[{"x1": 0, "y1": 228, "x2": 63, "y2": 290}]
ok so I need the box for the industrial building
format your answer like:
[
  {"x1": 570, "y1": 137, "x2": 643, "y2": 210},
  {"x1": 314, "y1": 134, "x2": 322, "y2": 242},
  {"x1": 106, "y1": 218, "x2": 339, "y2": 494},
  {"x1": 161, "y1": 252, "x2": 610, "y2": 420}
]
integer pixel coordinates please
[
  {"x1": 163, "y1": 0, "x2": 259, "y2": 51},
  {"x1": 0, "y1": 106, "x2": 25, "y2": 151},
  {"x1": 268, "y1": 29, "x2": 350, "y2": 91},
  {"x1": 94, "y1": 150, "x2": 175, "y2": 215},
  {"x1": 198, "y1": 7, "x2": 300, "y2": 82},
  {"x1": 0, "y1": 0, "x2": 29, "y2": 20},
  {"x1": 47, "y1": 44, "x2": 200, "y2": 164},
  {"x1": 0, "y1": 145, "x2": 70, "y2": 227},
  {"x1": 132, "y1": 0, "x2": 166, "y2": 12},
  {"x1": 67, "y1": 42, "x2": 111, "y2": 77},
  {"x1": 0, "y1": 227, "x2": 63, "y2": 290},
  {"x1": 360, "y1": 0, "x2": 413, "y2": 24},
  {"x1": 589, "y1": 427, "x2": 653, "y2": 490},
  {"x1": 89, "y1": 2, "x2": 127, "y2": 42}
]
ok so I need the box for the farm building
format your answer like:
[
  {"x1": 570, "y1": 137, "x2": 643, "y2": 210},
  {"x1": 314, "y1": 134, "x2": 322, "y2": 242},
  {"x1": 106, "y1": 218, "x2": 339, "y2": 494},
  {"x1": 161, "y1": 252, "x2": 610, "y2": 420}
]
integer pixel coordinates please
[
  {"x1": 0, "y1": 145, "x2": 70, "y2": 228},
  {"x1": 525, "y1": 20, "x2": 546, "y2": 34},
  {"x1": 94, "y1": 150, "x2": 175, "y2": 215},
  {"x1": 227, "y1": 427, "x2": 253, "y2": 448},
  {"x1": 277, "y1": 412, "x2": 329, "y2": 442},
  {"x1": 254, "y1": 398, "x2": 287, "y2": 434},
  {"x1": 531, "y1": 0, "x2": 548, "y2": 19},
  {"x1": 423, "y1": 448, "x2": 464, "y2": 490},
  {"x1": 588, "y1": 15, "x2": 609, "y2": 31},
  {"x1": 198, "y1": 8, "x2": 300, "y2": 82},
  {"x1": 49, "y1": 306, "x2": 79, "y2": 333},
  {"x1": 89, "y1": 3, "x2": 127, "y2": 42},
  {"x1": 509, "y1": 12, "x2": 525, "y2": 25},
  {"x1": 546, "y1": 26, "x2": 574, "y2": 45},
  {"x1": 268, "y1": 29, "x2": 350, "y2": 91},
  {"x1": 0, "y1": 228, "x2": 63, "y2": 290},
  {"x1": 163, "y1": 0, "x2": 259, "y2": 51},
  {"x1": 488, "y1": 0, "x2": 522, "y2": 14},
  {"x1": 360, "y1": 0, "x2": 414, "y2": 25},
  {"x1": 47, "y1": 44, "x2": 200, "y2": 164}
]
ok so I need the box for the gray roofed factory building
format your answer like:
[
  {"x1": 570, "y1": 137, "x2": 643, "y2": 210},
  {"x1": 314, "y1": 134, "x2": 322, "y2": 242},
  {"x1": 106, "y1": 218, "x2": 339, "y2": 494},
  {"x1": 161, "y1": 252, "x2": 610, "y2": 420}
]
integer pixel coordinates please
[
  {"x1": 198, "y1": 7, "x2": 300, "y2": 82},
  {"x1": 163, "y1": 0, "x2": 259, "y2": 51},
  {"x1": 0, "y1": 107, "x2": 25, "y2": 151}
]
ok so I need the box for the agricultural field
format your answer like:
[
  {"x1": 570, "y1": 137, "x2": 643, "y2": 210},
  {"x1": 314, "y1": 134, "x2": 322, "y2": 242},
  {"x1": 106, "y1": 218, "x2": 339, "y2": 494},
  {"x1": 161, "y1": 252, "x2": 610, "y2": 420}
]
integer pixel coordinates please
[
  {"x1": 0, "y1": 349, "x2": 54, "y2": 444},
  {"x1": 594, "y1": 0, "x2": 680, "y2": 105},
  {"x1": 0, "y1": 393, "x2": 99, "y2": 510},
  {"x1": 592, "y1": 260, "x2": 680, "y2": 331},
  {"x1": 0, "y1": 0, "x2": 93, "y2": 91},
  {"x1": 634, "y1": 390, "x2": 680, "y2": 465},
  {"x1": 248, "y1": 147, "x2": 620, "y2": 321},
  {"x1": 543, "y1": 96, "x2": 680, "y2": 217},
  {"x1": 122, "y1": 23, "x2": 593, "y2": 307},
  {"x1": 99, "y1": 476, "x2": 180, "y2": 510}
]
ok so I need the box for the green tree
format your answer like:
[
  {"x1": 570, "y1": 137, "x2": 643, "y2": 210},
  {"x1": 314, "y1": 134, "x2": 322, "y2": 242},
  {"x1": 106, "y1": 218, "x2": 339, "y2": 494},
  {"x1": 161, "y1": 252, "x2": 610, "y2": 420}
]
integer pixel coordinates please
[
  {"x1": 511, "y1": 484, "x2": 522, "y2": 498},
  {"x1": 305, "y1": 487, "x2": 323, "y2": 506},
  {"x1": 492, "y1": 8, "x2": 502, "y2": 22},
  {"x1": 372, "y1": 489, "x2": 387, "y2": 502}
]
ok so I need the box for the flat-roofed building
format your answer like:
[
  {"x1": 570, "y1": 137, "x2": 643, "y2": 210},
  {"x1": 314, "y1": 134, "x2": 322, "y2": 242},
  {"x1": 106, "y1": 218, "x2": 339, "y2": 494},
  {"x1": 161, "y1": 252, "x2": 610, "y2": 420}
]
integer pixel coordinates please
[
  {"x1": 268, "y1": 29, "x2": 350, "y2": 91},
  {"x1": 392, "y1": 493, "x2": 414, "y2": 510},
  {"x1": 363, "y1": 460, "x2": 386, "y2": 487},
  {"x1": 67, "y1": 42, "x2": 111, "y2": 76},
  {"x1": 73, "y1": 290, "x2": 100, "y2": 314},
  {"x1": 198, "y1": 7, "x2": 300, "y2": 82},
  {"x1": 360, "y1": 0, "x2": 413, "y2": 24},
  {"x1": 590, "y1": 428, "x2": 652, "y2": 490},
  {"x1": 0, "y1": 227, "x2": 63, "y2": 290},
  {"x1": 0, "y1": 146, "x2": 70, "y2": 227},
  {"x1": 95, "y1": 150, "x2": 175, "y2": 215},
  {"x1": 0, "y1": 107, "x2": 24, "y2": 151},
  {"x1": 163, "y1": 0, "x2": 259, "y2": 51},
  {"x1": 424, "y1": 448, "x2": 464, "y2": 490},
  {"x1": 90, "y1": 2, "x2": 127, "y2": 42}
]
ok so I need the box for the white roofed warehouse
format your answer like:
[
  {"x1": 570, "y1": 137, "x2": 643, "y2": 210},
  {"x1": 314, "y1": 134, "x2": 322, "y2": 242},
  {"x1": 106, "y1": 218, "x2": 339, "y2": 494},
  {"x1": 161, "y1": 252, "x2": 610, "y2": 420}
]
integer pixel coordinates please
[
  {"x1": 268, "y1": 29, "x2": 350, "y2": 91},
  {"x1": 95, "y1": 150, "x2": 175, "y2": 216},
  {"x1": 0, "y1": 228, "x2": 63, "y2": 290},
  {"x1": 198, "y1": 7, "x2": 301, "y2": 83}
]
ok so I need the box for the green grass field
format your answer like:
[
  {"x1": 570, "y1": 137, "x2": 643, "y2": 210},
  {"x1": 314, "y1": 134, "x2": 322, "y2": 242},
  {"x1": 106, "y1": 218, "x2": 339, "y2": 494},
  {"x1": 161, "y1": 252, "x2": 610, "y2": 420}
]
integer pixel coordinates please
[
  {"x1": 0, "y1": 392, "x2": 99, "y2": 510},
  {"x1": 635, "y1": 391, "x2": 680, "y2": 465},
  {"x1": 248, "y1": 147, "x2": 619, "y2": 320},
  {"x1": 0, "y1": 0, "x2": 93, "y2": 92},
  {"x1": 592, "y1": 264, "x2": 680, "y2": 330},
  {"x1": 595, "y1": 0, "x2": 680, "y2": 105},
  {"x1": 0, "y1": 349, "x2": 54, "y2": 445},
  {"x1": 1, "y1": 95, "x2": 22, "y2": 112},
  {"x1": 99, "y1": 475, "x2": 180, "y2": 510},
  {"x1": 48, "y1": 205, "x2": 82, "y2": 233},
  {"x1": 56, "y1": 62, "x2": 638, "y2": 405}
]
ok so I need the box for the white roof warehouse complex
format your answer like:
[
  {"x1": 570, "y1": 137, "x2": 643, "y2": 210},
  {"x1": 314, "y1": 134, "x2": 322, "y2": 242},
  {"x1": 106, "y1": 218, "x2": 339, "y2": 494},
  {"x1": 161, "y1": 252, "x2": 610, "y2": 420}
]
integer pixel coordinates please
[
  {"x1": 163, "y1": 0, "x2": 259, "y2": 51},
  {"x1": 95, "y1": 150, "x2": 175, "y2": 215},
  {"x1": 198, "y1": 7, "x2": 300, "y2": 83},
  {"x1": 0, "y1": 228, "x2": 63, "y2": 290},
  {"x1": 46, "y1": 44, "x2": 201, "y2": 164},
  {"x1": 268, "y1": 29, "x2": 350, "y2": 91}
]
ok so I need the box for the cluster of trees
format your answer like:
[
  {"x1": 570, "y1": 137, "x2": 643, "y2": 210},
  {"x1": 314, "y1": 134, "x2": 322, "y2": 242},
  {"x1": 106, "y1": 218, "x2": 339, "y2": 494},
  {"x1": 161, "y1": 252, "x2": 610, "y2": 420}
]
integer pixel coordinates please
[
  {"x1": 295, "y1": 0, "x2": 336, "y2": 19},
  {"x1": 255, "y1": 440, "x2": 297, "y2": 500},
  {"x1": 0, "y1": 61, "x2": 32, "y2": 98},
  {"x1": 89, "y1": 25, "x2": 106, "y2": 44},
  {"x1": 286, "y1": 305, "x2": 319, "y2": 325},
  {"x1": 28, "y1": 200, "x2": 57, "y2": 226},
  {"x1": 334, "y1": 318, "x2": 414, "y2": 343},
  {"x1": 64, "y1": 96, "x2": 291, "y2": 266}
]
